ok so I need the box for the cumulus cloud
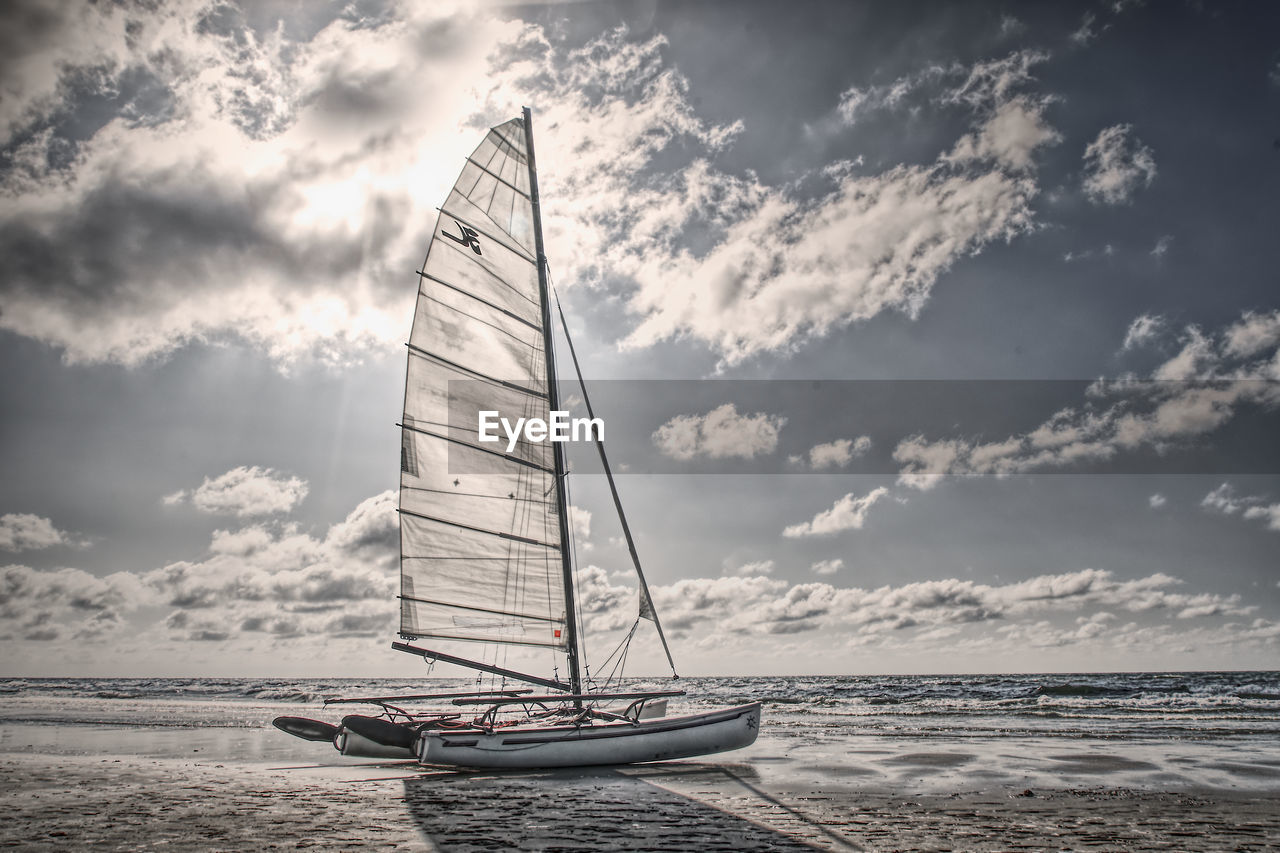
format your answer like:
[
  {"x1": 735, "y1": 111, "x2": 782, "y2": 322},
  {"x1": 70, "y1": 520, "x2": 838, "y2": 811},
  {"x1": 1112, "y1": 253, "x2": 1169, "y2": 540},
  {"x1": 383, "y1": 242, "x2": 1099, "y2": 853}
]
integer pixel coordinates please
[
  {"x1": 893, "y1": 310, "x2": 1280, "y2": 487},
  {"x1": 0, "y1": 513, "x2": 80, "y2": 551},
  {"x1": 1222, "y1": 310, "x2": 1280, "y2": 359},
  {"x1": 1148, "y1": 493, "x2": 1166, "y2": 509},
  {"x1": 649, "y1": 566, "x2": 1254, "y2": 642},
  {"x1": 783, "y1": 487, "x2": 890, "y2": 537},
  {"x1": 607, "y1": 49, "x2": 1054, "y2": 366},
  {"x1": 810, "y1": 558, "x2": 844, "y2": 576},
  {"x1": 1243, "y1": 504, "x2": 1280, "y2": 532},
  {"x1": 1, "y1": 9, "x2": 1063, "y2": 372},
  {"x1": 166, "y1": 466, "x2": 309, "y2": 517},
  {"x1": 807, "y1": 436, "x2": 871, "y2": 470},
  {"x1": 1082, "y1": 124, "x2": 1157, "y2": 204},
  {"x1": 1202, "y1": 483, "x2": 1280, "y2": 532},
  {"x1": 0, "y1": 564, "x2": 159, "y2": 642},
  {"x1": 1121, "y1": 312, "x2": 1165, "y2": 351},
  {"x1": 723, "y1": 559, "x2": 775, "y2": 577},
  {"x1": 1, "y1": 3, "x2": 517, "y2": 368},
  {"x1": 143, "y1": 489, "x2": 398, "y2": 642},
  {"x1": 652, "y1": 403, "x2": 785, "y2": 461}
]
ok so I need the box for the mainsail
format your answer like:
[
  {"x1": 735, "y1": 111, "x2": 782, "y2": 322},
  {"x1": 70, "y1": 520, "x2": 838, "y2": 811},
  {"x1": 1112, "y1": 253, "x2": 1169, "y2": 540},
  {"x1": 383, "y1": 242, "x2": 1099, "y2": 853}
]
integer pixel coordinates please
[
  {"x1": 276, "y1": 109, "x2": 760, "y2": 771},
  {"x1": 398, "y1": 115, "x2": 574, "y2": 679}
]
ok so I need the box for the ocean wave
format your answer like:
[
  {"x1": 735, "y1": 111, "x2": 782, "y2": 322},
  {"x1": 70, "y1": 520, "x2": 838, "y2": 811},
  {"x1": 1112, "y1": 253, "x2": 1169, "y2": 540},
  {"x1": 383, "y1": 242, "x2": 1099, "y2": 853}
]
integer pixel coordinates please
[{"x1": 1032, "y1": 683, "x2": 1135, "y2": 698}]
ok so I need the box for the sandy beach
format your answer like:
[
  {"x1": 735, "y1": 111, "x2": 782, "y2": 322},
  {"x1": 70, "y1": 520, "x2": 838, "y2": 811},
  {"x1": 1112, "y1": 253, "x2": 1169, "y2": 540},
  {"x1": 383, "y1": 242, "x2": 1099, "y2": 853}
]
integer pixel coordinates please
[{"x1": 3, "y1": 725, "x2": 1279, "y2": 851}]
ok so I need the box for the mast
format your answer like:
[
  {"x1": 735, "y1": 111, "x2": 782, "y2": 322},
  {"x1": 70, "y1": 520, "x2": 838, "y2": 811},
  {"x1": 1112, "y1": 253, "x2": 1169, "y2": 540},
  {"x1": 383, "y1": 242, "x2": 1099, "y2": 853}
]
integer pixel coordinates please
[{"x1": 523, "y1": 106, "x2": 582, "y2": 697}]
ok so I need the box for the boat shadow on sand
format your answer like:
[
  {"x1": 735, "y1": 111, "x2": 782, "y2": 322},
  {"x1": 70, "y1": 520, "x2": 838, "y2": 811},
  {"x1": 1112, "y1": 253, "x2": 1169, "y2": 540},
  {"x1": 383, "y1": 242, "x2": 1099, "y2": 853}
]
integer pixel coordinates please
[{"x1": 401, "y1": 761, "x2": 858, "y2": 852}]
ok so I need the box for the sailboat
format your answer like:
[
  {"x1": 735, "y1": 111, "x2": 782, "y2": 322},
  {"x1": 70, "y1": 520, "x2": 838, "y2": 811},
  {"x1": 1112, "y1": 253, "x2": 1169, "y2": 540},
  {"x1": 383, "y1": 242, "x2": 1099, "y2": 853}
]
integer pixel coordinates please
[{"x1": 274, "y1": 108, "x2": 760, "y2": 769}]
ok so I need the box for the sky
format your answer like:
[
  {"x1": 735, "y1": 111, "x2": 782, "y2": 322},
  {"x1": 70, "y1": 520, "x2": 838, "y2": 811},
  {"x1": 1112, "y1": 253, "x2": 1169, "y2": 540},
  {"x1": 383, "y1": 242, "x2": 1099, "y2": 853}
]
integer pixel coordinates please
[{"x1": 1, "y1": 0, "x2": 1278, "y2": 678}]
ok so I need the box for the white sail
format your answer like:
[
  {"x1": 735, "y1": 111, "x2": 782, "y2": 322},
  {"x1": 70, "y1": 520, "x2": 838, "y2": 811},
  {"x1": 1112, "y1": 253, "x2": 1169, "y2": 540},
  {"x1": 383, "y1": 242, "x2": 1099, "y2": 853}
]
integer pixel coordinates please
[{"x1": 399, "y1": 117, "x2": 569, "y2": 651}]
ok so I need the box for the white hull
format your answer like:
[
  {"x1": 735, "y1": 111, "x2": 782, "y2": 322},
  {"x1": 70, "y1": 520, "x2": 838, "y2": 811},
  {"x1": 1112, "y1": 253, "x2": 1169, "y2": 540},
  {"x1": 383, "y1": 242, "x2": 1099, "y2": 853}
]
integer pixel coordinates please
[{"x1": 417, "y1": 702, "x2": 760, "y2": 769}]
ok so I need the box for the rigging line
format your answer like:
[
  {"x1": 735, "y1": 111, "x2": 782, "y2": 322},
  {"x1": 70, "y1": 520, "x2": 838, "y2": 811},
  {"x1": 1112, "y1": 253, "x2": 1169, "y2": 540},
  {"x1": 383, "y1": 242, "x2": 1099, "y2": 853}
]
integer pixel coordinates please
[
  {"x1": 437, "y1": 204, "x2": 536, "y2": 265},
  {"x1": 465, "y1": 155, "x2": 531, "y2": 200},
  {"x1": 405, "y1": 342, "x2": 546, "y2": 400},
  {"x1": 550, "y1": 279, "x2": 680, "y2": 678},
  {"x1": 399, "y1": 420, "x2": 554, "y2": 475},
  {"x1": 398, "y1": 506, "x2": 560, "y2": 551},
  {"x1": 601, "y1": 620, "x2": 640, "y2": 690},
  {"x1": 418, "y1": 271, "x2": 540, "y2": 331}
]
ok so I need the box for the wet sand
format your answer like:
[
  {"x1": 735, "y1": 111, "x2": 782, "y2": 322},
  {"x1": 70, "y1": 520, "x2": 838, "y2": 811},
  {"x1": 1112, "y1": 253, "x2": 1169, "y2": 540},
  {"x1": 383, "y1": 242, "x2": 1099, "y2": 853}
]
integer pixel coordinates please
[{"x1": 2, "y1": 752, "x2": 1279, "y2": 850}]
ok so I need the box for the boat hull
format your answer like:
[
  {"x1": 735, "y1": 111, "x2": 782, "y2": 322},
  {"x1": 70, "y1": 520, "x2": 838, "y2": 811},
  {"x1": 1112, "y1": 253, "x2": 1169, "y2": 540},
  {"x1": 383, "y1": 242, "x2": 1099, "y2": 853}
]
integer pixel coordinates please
[
  {"x1": 336, "y1": 727, "x2": 416, "y2": 760},
  {"x1": 418, "y1": 702, "x2": 760, "y2": 769}
]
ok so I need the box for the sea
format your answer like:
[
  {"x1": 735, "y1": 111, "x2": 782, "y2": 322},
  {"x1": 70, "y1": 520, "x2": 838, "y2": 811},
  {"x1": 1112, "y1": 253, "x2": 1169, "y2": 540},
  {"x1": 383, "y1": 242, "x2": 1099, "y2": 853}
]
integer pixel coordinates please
[{"x1": 3, "y1": 672, "x2": 1279, "y2": 791}]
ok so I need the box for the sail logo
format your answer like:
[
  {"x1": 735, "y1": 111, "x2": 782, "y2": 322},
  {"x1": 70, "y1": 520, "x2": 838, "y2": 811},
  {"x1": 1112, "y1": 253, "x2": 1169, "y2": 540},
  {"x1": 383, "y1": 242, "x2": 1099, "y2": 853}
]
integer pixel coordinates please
[
  {"x1": 478, "y1": 410, "x2": 603, "y2": 453},
  {"x1": 442, "y1": 219, "x2": 482, "y2": 255}
]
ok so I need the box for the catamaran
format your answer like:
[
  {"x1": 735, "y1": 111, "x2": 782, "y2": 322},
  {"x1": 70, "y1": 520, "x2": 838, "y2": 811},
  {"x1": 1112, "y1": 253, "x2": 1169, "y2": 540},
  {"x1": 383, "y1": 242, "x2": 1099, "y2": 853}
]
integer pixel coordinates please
[{"x1": 274, "y1": 108, "x2": 760, "y2": 768}]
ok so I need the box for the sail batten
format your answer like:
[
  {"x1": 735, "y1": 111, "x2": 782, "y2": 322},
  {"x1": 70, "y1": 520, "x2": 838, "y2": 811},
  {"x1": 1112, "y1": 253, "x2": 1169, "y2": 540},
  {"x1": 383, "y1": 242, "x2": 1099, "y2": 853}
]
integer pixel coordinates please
[
  {"x1": 398, "y1": 507, "x2": 561, "y2": 551},
  {"x1": 399, "y1": 115, "x2": 569, "y2": 651}
]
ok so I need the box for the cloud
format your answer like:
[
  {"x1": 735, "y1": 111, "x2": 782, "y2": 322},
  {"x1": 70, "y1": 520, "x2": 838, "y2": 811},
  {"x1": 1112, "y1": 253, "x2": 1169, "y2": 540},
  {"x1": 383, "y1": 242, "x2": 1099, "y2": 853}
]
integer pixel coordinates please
[
  {"x1": 0, "y1": 564, "x2": 158, "y2": 642},
  {"x1": 1070, "y1": 12, "x2": 1098, "y2": 47},
  {"x1": 141, "y1": 490, "x2": 398, "y2": 642},
  {"x1": 1202, "y1": 482, "x2": 1247, "y2": 515},
  {"x1": 810, "y1": 558, "x2": 844, "y2": 576},
  {"x1": 808, "y1": 436, "x2": 871, "y2": 470},
  {"x1": 611, "y1": 49, "x2": 1054, "y2": 366},
  {"x1": 893, "y1": 310, "x2": 1280, "y2": 487},
  {"x1": 835, "y1": 62, "x2": 950, "y2": 125},
  {"x1": 945, "y1": 95, "x2": 1060, "y2": 172},
  {"x1": 569, "y1": 505, "x2": 593, "y2": 551},
  {"x1": 1202, "y1": 483, "x2": 1280, "y2": 532},
  {"x1": 1148, "y1": 493, "x2": 1167, "y2": 509},
  {"x1": 167, "y1": 466, "x2": 309, "y2": 517},
  {"x1": 0, "y1": 5, "x2": 525, "y2": 368},
  {"x1": 652, "y1": 403, "x2": 785, "y2": 461},
  {"x1": 1082, "y1": 124, "x2": 1157, "y2": 204},
  {"x1": 1222, "y1": 310, "x2": 1280, "y2": 359},
  {"x1": 1, "y1": 13, "x2": 1061, "y2": 373},
  {"x1": 1122, "y1": 312, "x2": 1165, "y2": 350},
  {"x1": 650, "y1": 567, "x2": 1254, "y2": 642},
  {"x1": 783, "y1": 487, "x2": 890, "y2": 537},
  {"x1": 1243, "y1": 504, "x2": 1280, "y2": 531},
  {"x1": 2, "y1": 487, "x2": 1270, "y2": 663},
  {"x1": 1150, "y1": 234, "x2": 1173, "y2": 258},
  {"x1": 723, "y1": 559, "x2": 775, "y2": 577},
  {"x1": 0, "y1": 513, "x2": 80, "y2": 551},
  {"x1": 998, "y1": 15, "x2": 1026, "y2": 39},
  {"x1": 574, "y1": 564, "x2": 639, "y2": 634}
]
